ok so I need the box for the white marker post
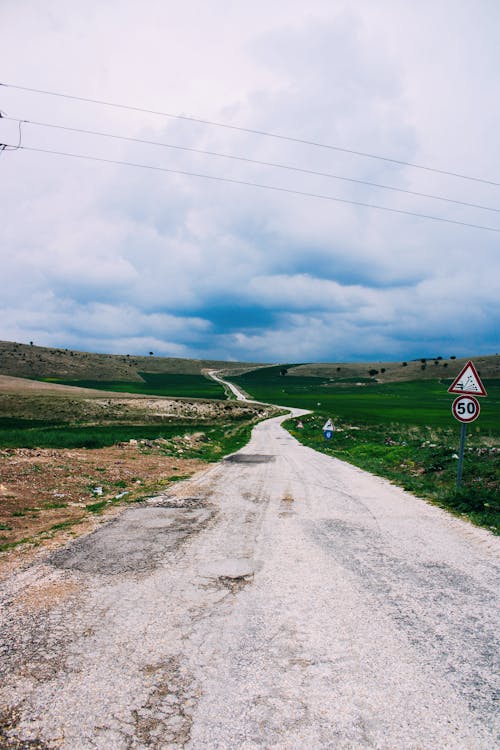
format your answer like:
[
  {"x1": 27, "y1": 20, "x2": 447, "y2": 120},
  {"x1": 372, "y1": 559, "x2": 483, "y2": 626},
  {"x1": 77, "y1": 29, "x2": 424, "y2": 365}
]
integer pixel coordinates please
[{"x1": 448, "y1": 361, "x2": 487, "y2": 488}]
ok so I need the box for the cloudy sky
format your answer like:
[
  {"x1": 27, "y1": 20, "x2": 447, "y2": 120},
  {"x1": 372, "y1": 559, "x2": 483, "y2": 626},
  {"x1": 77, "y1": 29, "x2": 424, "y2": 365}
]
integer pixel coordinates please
[{"x1": 1, "y1": 0, "x2": 499, "y2": 363}]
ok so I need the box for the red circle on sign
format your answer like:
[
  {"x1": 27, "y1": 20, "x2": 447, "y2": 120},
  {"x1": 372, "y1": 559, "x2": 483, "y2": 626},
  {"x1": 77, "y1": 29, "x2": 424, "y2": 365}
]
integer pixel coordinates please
[{"x1": 452, "y1": 395, "x2": 480, "y2": 423}]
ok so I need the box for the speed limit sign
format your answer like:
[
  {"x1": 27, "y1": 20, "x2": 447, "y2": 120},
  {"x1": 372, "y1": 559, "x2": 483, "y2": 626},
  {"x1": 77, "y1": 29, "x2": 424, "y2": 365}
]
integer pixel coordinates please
[{"x1": 452, "y1": 395, "x2": 480, "y2": 423}]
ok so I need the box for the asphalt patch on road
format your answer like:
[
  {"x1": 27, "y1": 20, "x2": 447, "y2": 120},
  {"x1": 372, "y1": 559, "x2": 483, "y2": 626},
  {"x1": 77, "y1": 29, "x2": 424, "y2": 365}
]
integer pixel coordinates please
[
  {"x1": 224, "y1": 454, "x2": 275, "y2": 464},
  {"x1": 49, "y1": 506, "x2": 213, "y2": 575}
]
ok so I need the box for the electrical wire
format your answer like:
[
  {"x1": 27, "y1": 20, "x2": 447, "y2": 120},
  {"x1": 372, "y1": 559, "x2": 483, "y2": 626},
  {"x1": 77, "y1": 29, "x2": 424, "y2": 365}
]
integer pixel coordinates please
[
  {"x1": 4, "y1": 142, "x2": 500, "y2": 233},
  {"x1": 2, "y1": 81, "x2": 499, "y2": 187},
  {"x1": 4, "y1": 115, "x2": 499, "y2": 214}
]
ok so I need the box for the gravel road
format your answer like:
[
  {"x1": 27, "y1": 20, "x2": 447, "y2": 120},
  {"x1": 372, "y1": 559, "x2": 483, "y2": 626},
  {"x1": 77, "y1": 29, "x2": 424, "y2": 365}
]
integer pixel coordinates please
[
  {"x1": 1, "y1": 411, "x2": 498, "y2": 749},
  {"x1": 206, "y1": 370, "x2": 249, "y2": 401}
]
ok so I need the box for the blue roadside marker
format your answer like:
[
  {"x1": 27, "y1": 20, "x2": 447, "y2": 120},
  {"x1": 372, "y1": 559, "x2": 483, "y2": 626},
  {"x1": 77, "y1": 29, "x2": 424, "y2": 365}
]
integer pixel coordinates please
[{"x1": 322, "y1": 419, "x2": 335, "y2": 440}]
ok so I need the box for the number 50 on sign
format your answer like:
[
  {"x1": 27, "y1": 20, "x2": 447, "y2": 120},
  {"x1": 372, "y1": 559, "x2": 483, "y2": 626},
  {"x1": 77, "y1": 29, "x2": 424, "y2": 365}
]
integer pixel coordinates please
[{"x1": 452, "y1": 395, "x2": 480, "y2": 423}]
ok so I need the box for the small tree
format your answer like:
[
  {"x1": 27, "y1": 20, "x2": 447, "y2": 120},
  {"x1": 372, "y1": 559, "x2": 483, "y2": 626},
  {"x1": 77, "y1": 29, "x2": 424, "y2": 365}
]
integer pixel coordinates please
[
  {"x1": 368, "y1": 369, "x2": 379, "y2": 376},
  {"x1": 402, "y1": 362, "x2": 408, "y2": 367},
  {"x1": 149, "y1": 351, "x2": 154, "y2": 357},
  {"x1": 280, "y1": 368, "x2": 288, "y2": 376}
]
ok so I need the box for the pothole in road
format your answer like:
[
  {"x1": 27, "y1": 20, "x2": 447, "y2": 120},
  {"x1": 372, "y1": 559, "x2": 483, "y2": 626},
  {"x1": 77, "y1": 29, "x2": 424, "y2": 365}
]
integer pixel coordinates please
[
  {"x1": 147, "y1": 496, "x2": 206, "y2": 510},
  {"x1": 224, "y1": 454, "x2": 275, "y2": 464},
  {"x1": 198, "y1": 558, "x2": 255, "y2": 592}
]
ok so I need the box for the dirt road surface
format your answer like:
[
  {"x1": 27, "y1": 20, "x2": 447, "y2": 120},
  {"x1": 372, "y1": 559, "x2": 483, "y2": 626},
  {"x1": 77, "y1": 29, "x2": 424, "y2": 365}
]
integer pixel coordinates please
[{"x1": 1, "y1": 411, "x2": 499, "y2": 749}]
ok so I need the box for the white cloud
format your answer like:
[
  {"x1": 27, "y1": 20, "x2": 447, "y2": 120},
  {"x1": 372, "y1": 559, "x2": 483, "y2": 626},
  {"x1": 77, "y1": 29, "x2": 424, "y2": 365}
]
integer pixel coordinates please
[{"x1": 1, "y1": 0, "x2": 499, "y2": 361}]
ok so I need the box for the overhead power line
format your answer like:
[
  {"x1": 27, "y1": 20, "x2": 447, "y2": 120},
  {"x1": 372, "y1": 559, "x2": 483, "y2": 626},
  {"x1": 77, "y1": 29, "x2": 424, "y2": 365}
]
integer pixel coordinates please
[
  {"x1": 1, "y1": 81, "x2": 499, "y2": 187},
  {"x1": 3, "y1": 142, "x2": 500, "y2": 233},
  {"x1": 4, "y1": 115, "x2": 499, "y2": 215}
]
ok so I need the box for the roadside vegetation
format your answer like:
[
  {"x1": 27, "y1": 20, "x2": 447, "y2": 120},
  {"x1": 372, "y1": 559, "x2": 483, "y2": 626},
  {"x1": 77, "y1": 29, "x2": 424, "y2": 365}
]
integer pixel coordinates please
[{"x1": 230, "y1": 365, "x2": 500, "y2": 533}]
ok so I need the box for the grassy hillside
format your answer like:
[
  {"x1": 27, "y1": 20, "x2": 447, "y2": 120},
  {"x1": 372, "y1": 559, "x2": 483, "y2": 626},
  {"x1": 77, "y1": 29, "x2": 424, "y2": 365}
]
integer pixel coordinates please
[
  {"x1": 0, "y1": 340, "x2": 262, "y2": 382},
  {"x1": 287, "y1": 354, "x2": 500, "y2": 383},
  {"x1": 2, "y1": 340, "x2": 498, "y2": 389}
]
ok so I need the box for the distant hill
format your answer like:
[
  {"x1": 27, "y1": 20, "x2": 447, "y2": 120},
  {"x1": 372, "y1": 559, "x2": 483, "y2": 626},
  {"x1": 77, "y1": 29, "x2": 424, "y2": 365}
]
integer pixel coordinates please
[
  {"x1": 1, "y1": 340, "x2": 498, "y2": 388},
  {"x1": 0, "y1": 341, "x2": 263, "y2": 382},
  {"x1": 289, "y1": 354, "x2": 500, "y2": 383}
]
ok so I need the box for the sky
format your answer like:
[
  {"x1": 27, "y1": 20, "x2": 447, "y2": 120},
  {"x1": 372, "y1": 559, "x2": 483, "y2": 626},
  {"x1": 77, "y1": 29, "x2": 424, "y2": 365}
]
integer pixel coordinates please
[{"x1": 1, "y1": 0, "x2": 499, "y2": 363}]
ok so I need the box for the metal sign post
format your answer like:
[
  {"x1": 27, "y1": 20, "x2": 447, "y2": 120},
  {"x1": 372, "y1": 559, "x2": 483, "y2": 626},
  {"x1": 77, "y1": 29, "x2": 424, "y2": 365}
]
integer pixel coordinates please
[
  {"x1": 456, "y1": 423, "x2": 467, "y2": 489},
  {"x1": 448, "y1": 361, "x2": 487, "y2": 490}
]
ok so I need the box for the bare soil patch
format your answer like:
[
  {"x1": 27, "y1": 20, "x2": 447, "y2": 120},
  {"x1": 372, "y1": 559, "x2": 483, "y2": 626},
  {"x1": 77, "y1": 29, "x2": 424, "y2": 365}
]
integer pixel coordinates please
[{"x1": 13, "y1": 578, "x2": 82, "y2": 613}]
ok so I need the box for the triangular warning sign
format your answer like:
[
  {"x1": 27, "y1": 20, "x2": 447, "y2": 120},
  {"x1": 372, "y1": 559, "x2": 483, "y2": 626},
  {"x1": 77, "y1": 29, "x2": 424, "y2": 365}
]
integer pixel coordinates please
[{"x1": 448, "y1": 360, "x2": 487, "y2": 396}]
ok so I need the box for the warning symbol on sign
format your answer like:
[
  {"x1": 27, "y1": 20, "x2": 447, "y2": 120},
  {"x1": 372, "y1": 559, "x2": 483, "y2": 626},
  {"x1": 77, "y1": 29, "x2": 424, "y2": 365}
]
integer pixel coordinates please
[{"x1": 447, "y1": 360, "x2": 487, "y2": 397}]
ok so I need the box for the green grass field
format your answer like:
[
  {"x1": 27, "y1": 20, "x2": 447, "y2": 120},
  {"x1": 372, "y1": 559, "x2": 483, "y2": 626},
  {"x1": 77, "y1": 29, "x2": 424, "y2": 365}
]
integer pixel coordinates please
[
  {"x1": 46, "y1": 372, "x2": 226, "y2": 400},
  {"x1": 230, "y1": 365, "x2": 500, "y2": 532},
  {"x1": 231, "y1": 366, "x2": 500, "y2": 434},
  {"x1": 0, "y1": 419, "x2": 201, "y2": 449}
]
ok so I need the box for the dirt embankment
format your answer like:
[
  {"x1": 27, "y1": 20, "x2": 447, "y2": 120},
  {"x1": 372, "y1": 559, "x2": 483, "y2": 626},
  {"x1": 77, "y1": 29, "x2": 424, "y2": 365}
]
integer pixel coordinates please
[{"x1": 0, "y1": 386, "x2": 274, "y2": 424}]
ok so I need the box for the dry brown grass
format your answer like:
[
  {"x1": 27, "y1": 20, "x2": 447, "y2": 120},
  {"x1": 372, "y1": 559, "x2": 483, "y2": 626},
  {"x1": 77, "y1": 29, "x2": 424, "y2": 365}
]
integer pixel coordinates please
[
  {"x1": 0, "y1": 340, "x2": 263, "y2": 381},
  {"x1": 289, "y1": 354, "x2": 500, "y2": 383}
]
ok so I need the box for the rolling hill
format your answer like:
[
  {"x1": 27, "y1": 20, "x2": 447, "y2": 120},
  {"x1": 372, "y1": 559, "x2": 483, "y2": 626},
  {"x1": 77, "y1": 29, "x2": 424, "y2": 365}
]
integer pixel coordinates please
[{"x1": 0, "y1": 341, "x2": 262, "y2": 382}]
